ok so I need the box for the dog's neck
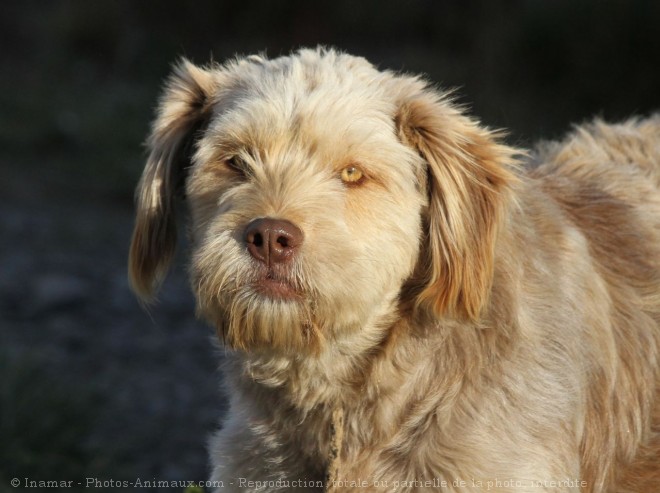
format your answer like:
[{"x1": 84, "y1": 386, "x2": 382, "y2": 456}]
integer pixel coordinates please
[
  {"x1": 220, "y1": 263, "x2": 521, "y2": 482},
  {"x1": 223, "y1": 308, "x2": 499, "y2": 411}
]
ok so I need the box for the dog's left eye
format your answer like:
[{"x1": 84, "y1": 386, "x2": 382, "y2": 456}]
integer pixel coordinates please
[
  {"x1": 340, "y1": 165, "x2": 365, "y2": 185},
  {"x1": 225, "y1": 156, "x2": 246, "y2": 176}
]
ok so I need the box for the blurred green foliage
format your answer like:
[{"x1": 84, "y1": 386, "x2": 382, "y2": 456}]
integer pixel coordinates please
[{"x1": 183, "y1": 486, "x2": 205, "y2": 493}]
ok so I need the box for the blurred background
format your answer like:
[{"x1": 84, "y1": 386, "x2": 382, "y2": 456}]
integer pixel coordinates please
[{"x1": 1, "y1": 1, "x2": 659, "y2": 491}]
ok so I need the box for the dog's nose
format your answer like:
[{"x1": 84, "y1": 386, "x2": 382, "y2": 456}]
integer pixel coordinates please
[{"x1": 244, "y1": 218, "x2": 303, "y2": 265}]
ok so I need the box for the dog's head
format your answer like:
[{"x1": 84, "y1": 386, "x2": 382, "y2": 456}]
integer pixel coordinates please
[{"x1": 129, "y1": 48, "x2": 518, "y2": 353}]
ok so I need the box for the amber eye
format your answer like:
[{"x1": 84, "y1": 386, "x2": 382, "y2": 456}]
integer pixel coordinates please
[{"x1": 340, "y1": 165, "x2": 364, "y2": 185}]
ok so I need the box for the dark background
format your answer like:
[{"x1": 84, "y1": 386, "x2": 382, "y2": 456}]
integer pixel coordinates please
[{"x1": 1, "y1": 1, "x2": 659, "y2": 491}]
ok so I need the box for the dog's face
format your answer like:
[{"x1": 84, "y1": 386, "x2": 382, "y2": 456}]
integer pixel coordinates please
[{"x1": 129, "y1": 49, "x2": 517, "y2": 353}]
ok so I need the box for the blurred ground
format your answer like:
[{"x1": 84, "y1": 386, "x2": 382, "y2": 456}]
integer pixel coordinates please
[{"x1": 1, "y1": 1, "x2": 659, "y2": 491}]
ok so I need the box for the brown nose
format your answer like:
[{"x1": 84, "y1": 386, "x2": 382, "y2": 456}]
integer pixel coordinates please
[{"x1": 244, "y1": 218, "x2": 303, "y2": 265}]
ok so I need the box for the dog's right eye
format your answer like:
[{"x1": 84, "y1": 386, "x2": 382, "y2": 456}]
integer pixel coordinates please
[{"x1": 225, "y1": 156, "x2": 246, "y2": 176}]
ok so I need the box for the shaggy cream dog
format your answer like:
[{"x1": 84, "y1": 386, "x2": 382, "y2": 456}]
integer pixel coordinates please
[{"x1": 129, "y1": 48, "x2": 660, "y2": 492}]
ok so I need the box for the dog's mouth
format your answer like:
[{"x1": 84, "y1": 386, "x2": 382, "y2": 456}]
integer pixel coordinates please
[{"x1": 252, "y1": 269, "x2": 301, "y2": 301}]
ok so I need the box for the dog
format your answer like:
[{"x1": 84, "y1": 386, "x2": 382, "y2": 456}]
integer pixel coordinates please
[{"x1": 128, "y1": 48, "x2": 660, "y2": 492}]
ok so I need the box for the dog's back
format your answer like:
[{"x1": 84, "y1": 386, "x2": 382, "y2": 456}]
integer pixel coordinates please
[
  {"x1": 532, "y1": 116, "x2": 660, "y2": 491},
  {"x1": 535, "y1": 115, "x2": 660, "y2": 185}
]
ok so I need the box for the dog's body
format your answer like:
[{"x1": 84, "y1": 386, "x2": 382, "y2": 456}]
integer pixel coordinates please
[{"x1": 129, "y1": 49, "x2": 660, "y2": 492}]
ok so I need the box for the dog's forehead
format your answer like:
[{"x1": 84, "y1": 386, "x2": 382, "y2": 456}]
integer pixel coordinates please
[
  {"x1": 206, "y1": 51, "x2": 399, "y2": 160},
  {"x1": 225, "y1": 50, "x2": 386, "y2": 106}
]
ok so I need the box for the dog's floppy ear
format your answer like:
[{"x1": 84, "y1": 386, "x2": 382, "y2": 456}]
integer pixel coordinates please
[
  {"x1": 129, "y1": 59, "x2": 218, "y2": 301},
  {"x1": 394, "y1": 78, "x2": 519, "y2": 321}
]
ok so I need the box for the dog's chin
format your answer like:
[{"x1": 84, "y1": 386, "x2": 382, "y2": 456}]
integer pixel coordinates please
[{"x1": 200, "y1": 281, "x2": 323, "y2": 353}]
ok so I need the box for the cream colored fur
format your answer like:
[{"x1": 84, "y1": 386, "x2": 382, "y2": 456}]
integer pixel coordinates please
[{"x1": 129, "y1": 48, "x2": 660, "y2": 492}]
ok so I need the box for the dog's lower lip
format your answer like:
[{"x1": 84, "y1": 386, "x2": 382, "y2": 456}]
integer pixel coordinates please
[{"x1": 254, "y1": 277, "x2": 300, "y2": 300}]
